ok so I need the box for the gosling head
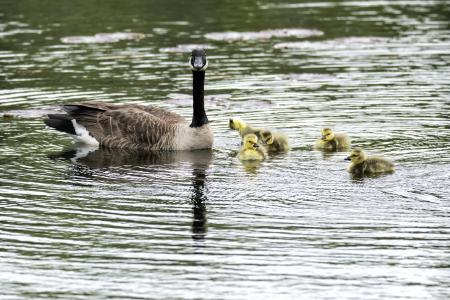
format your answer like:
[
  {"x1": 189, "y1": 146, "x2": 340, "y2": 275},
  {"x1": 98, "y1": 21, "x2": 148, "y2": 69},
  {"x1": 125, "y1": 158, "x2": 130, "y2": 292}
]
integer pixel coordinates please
[
  {"x1": 243, "y1": 134, "x2": 260, "y2": 150},
  {"x1": 189, "y1": 49, "x2": 208, "y2": 71},
  {"x1": 259, "y1": 130, "x2": 274, "y2": 145},
  {"x1": 321, "y1": 128, "x2": 335, "y2": 141},
  {"x1": 229, "y1": 118, "x2": 246, "y2": 130},
  {"x1": 344, "y1": 148, "x2": 367, "y2": 164}
]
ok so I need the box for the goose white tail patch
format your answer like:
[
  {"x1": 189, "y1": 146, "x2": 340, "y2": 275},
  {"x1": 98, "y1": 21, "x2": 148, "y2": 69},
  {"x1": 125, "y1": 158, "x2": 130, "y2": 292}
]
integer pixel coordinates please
[{"x1": 71, "y1": 120, "x2": 99, "y2": 146}]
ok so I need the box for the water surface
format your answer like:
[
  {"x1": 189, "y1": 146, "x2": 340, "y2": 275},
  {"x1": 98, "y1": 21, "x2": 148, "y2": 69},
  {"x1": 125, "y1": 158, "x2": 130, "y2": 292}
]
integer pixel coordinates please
[{"x1": 1, "y1": 0, "x2": 450, "y2": 299}]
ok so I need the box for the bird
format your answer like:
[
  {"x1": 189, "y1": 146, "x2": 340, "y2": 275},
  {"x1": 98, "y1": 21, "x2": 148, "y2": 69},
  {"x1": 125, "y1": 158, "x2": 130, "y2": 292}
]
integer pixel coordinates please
[
  {"x1": 238, "y1": 134, "x2": 266, "y2": 161},
  {"x1": 259, "y1": 130, "x2": 290, "y2": 152},
  {"x1": 44, "y1": 49, "x2": 213, "y2": 151},
  {"x1": 345, "y1": 148, "x2": 395, "y2": 175},
  {"x1": 315, "y1": 128, "x2": 350, "y2": 151},
  {"x1": 229, "y1": 118, "x2": 289, "y2": 152},
  {"x1": 229, "y1": 118, "x2": 262, "y2": 138}
]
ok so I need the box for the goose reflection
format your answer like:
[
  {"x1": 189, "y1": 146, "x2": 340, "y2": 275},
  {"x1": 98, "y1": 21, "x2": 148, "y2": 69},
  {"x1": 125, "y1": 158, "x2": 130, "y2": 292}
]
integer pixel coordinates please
[
  {"x1": 190, "y1": 167, "x2": 208, "y2": 241},
  {"x1": 49, "y1": 144, "x2": 212, "y2": 241}
]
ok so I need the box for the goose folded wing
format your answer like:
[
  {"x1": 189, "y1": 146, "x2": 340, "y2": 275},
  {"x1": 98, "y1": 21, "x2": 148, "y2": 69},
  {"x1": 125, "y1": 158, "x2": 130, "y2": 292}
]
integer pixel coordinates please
[{"x1": 76, "y1": 107, "x2": 184, "y2": 149}]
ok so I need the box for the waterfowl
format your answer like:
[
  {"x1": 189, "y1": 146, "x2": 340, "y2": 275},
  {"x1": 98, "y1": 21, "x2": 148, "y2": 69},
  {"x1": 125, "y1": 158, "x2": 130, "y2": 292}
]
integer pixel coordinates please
[
  {"x1": 44, "y1": 49, "x2": 213, "y2": 151},
  {"x1": 229, "y1": 118, "x2": 262, "y2": 138},
  {"x1": 238, "y1": 134, "x2": 266, "y2": 161},
  {"x1": 259, "y1": 130, "x2": 290, "y2": 152},
  {"x1": 315, "y1": 128, "x2": 350, "y2": 151},
  {"x1": 345, "y1": 149, "x2": 395, "y2": 175}
]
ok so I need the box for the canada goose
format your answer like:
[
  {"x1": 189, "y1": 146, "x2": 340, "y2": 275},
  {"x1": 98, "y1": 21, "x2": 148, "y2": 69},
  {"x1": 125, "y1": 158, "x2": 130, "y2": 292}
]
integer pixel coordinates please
[
  {"x1": 345, "y1": 149, "x2": 395, "y2": 175},
  {"x1": 315, "y1": 128, "x2": 350, "y2": 151},
  {"x1": 259, "y1": 130, "x2": 290, "y2": 152},
  {"x1": 238, "y1": 134, "x2": 266, "y2": 161},
  {"x1": 229, "y1": 118, "x2": 262, "y2": 138},
  {"x1": 44, "y1": 49, "x2": 213, "y2": 151}
]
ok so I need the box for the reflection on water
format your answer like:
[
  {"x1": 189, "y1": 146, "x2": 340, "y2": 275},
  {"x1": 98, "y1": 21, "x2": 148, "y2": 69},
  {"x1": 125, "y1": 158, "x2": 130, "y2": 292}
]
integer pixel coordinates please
[
  {"x1": 50, "y1": 145, "x2": 213, "y2": 169},
  {"x1": 51, "y1": 145, "x2": 212, "y2": 242},
  {"x1": 190, "y1": 168, "x2": 208, "y2": 242},
  {"x1": 1, "y1": 0, "x2": 450, "y2": 299},
  {"x1": 240, "y1": 159, "x2": 264, "y2": 174}
]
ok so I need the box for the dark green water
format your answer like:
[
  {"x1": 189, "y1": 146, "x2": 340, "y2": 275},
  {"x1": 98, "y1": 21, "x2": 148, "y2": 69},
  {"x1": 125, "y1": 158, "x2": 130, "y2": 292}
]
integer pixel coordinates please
[{"x1": 1, "y1": 0, "x2": 450, "y2": 299}]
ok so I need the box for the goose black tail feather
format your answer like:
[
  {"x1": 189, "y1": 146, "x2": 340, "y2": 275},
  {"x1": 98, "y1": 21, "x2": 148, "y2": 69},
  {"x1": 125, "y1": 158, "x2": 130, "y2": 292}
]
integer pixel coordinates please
[{"x1": 44, "y1": 114, "x2": 76, "y2": 135}]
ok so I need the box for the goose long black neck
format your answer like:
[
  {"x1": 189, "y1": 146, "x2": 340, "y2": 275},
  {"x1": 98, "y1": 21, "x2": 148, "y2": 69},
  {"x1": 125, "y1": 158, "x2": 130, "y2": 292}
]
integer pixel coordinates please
[{"x1": 190, "y1": 70, "x2": 208, "y2": 128}]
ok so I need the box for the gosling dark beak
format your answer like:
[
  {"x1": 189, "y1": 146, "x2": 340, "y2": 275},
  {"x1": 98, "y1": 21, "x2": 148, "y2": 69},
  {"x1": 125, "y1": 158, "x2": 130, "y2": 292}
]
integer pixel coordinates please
[
  {"x1": 229, "y1": 119, "x2": 234, "y2": 128},
  {"x1": 253, "y1": 144, "x2": 259, "y2": 149},
  {"x1": 321, "y1": 136, "x2": 326, "y2": 141},
  {"x1": 344, "y1": 156, "x2": 351, "y2": 161}
]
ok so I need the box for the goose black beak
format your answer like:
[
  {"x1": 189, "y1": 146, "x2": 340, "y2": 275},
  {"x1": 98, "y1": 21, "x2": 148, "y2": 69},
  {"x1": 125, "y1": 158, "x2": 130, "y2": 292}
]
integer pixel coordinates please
[
  {"x1": 321, "y1": 136, "x2": 326, "y2": 141},
  {"x1": 344, "y1": 156, "x2": 351, "y2": 161},
  {"x1": 253, "y1": 143, "x2": 259, "y2": 149},
  {"x1": 190, "y1": 49, "x2": 207, "y2": 71}
]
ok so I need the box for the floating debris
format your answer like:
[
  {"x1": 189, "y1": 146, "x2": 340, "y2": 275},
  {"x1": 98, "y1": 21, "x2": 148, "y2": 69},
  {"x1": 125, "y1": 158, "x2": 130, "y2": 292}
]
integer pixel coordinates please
[
  {"x1": 2, "y1": 113, "x2": 14, "y2": 120},
  {"x1": 205, "y1": 28, "x2": 323, "y2": 41},
  {"x1": 61, "y1": 32, "x2": 146, "y2": 44}
]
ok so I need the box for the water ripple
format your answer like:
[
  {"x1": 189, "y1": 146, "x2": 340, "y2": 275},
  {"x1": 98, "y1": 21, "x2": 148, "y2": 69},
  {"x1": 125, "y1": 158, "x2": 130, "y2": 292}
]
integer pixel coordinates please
[
  {"x1": 205, "y1": 28, "x2": 323, "y2": 41},
  {"x1": 1, "y1": 0, "x2": 449, "y2": 299},
  {"x1": 60, "y1": 32, "x2": 146, "y2": 44}
]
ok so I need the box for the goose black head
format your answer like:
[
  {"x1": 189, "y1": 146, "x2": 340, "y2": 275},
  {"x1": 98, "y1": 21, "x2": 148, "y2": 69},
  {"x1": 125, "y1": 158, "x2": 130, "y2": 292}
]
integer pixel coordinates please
[{"x1": 190, "y1": 49, "x2": 208, "y2": 71}]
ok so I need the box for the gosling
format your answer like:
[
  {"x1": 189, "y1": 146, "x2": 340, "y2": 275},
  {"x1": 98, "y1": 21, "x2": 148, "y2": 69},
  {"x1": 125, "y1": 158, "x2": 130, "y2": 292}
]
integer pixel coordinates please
[
  {"x1": 259, "y1": 130, "x2": 290, "y2": 152},
  {"x1": 315, "y1": 128, "x2": 350, "y2": 151},
  {"x1": 229, "y1": 118, "x2": 262, "y2": 138},
  {"x1": 345, "y1": 149, "x2": 395, "y2": 175},
  {"x1": 238, "y1": 134, "x2": 267, "y2": 161}
]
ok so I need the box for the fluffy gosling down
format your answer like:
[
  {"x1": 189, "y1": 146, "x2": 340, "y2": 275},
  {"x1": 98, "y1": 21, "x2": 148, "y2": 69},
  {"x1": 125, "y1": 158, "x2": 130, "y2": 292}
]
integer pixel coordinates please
[
  {"x1": 229, "y1": 118, "x2": 290, "y2": 153},
  {"x1": 315, "y1": 128, "x2": 351, "y2": 151},
  {"x1": 345, "y1": 149, "x2": 395, "y2": 175},
  {"x1": 238, "y1": 134, "x2": 267, "y2": 161},
  {"x1": 229, "y1": 118, "x2": 261, "y2": 137},
  {"x1": 259, "y1": 130, "x2": 290, "y2": 152}
]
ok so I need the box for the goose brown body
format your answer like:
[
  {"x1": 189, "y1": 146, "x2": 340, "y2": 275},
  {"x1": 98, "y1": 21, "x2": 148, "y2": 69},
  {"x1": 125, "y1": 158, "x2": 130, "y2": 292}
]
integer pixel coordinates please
[{"x1": 58, "y1": 102, "x2": 213, "y2": 150}]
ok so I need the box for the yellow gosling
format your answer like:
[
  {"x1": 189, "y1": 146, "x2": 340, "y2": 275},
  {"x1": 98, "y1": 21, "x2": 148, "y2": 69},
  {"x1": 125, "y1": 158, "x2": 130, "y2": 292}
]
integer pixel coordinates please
[
  {"x1": 259, "y1": 130, "x2": 290, "y2": 153},
  {"x1": 238, "y1": 134, "x2": 267, "y2": 161},
  {"x1": 315, "y1": 128, "x2": 350, "y2": 151},
  {"x1": 345, "y1": 149, "x2": 395, "y2": 175},
  {"x1": 229, "y1": 118, "x2": 262, "y2": 138}
]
